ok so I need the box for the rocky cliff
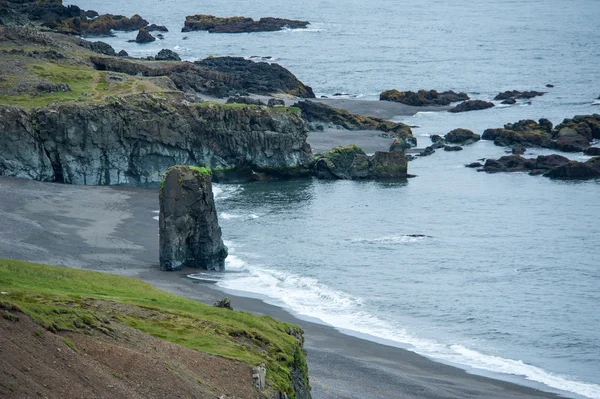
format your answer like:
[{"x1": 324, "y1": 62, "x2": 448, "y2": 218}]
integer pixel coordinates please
[{"x1": 0, "y1": 94, "x2": 311, "y2": 185}]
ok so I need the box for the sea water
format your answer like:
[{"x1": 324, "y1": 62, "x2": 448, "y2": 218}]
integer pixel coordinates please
[{"x1": 68, "y1": 0, "x2": 600, "y2": 397}]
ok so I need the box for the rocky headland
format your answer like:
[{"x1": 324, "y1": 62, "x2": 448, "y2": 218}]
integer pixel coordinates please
[{"x1": 182, "y1": 14, "x2": 309, "y2": 33}]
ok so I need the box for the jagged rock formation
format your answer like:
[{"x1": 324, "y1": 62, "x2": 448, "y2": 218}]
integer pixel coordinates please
[
  {"x1": 448, "y1": 100, "x2": 495, "y2": 113},
  {"x1": 444, "y1": 128, "x2": 480, "y2": 145},
  {"x1": 182, "y1": 14, "x2": 309, "y2": 33},
  {"x1": 293, "y1": 101, "x2": 413, "y2": 138},
  {"x1": 314, "y1": 145, "x2": 408, "y2": 179},
  {"x1": 482, "y1": 115, "x2": 600, "y2": 152},
  {"x1": 379, "y1": 89, "x2": 468, "y2": 106},
  {"x1": 159, "y1": 165, "x2": 227, "y2": 271},
  {"x1": 0, "y1": 94, "x2": 311, "y2": 185}
]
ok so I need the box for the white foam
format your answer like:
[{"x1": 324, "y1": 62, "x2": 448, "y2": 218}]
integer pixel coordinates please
[
  {"x1": 153, "y1": 216, "x2": 159, "y2": 221},
  {"x1": 351, "y1": 235, "x2": 430, "y2": 244},
  {"x1": 220, "y1": 212, "x2": 260, "y2": 220},
  {"x1": 217, "y1": 261, "x2": 600, "y2": 399},
  {"x1": 592, "y1": 100, "x2": 600, "y2": 106},
  {"x1": 212, "y1": 184, "x2": 242, "y2": 201}
]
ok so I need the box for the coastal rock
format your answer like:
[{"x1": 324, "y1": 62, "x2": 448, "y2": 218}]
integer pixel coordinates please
[
  {"x1": 389, "y1": 138, "x2": 412, "y2": 152},
  {"x1": 494, "y1": 90, "x2": 545, "y2": 101},
  {"x1": 314, "y1": 145, "x2": 407, "y2": 180},
  {"x1": 553, "y1": 114, "x2": 600, "y2": 141},
  {"x1": 584, "y1": 147, "x2": 600, "y2": 156},
  {"x1": 481, "y1": 119, "x2": 554, "y2": 148},
  {"x1": 293, "y1": 101, "x2": 413, "y2": 138},
  {"x1": 444, "y1": 145, "x2": 463, "y2": 151},
  {"x1": 0, "y1": 94, "x2": 311, "y2": 185},
  {"x1": 50, "y1": 13, "x2": 149, "y2": 36},
  {"x1": 226, "y1": 96, "x2": 266, "y2": 106},
  {"x1": 195, "y1": 56, "x2": 315, "y2": 98},
  {"x1": 448, "y1": 100, "x2": 495, "y2": 113},
  {"x1": 155, "y1": 49, "x2": 181, "y2": 61},
  {"x1": 268, "y1": 98, "x2": 285, "y2": 108},
  {"x1": 76, "y1": 39, "x2": 116, "y2": 56},
  {"x1": 147, "y1": 23, "x2": 168, "y2": 32},
  {"x1": 418, "y1": 146, "x2": 436, "y2": 157},
  {"x1": 444, "y1": 128, "x2": 480, "y2": 145},
  {"x1": 480, "y1": 154, "x2": 570, "y2": 175},
  {"x1": 135, "y1": 28, "x2": 155, "y2": 43},
  {"x1": 159, "y1": 165, "x2": 227, "y2": 271},
  {"x1": 501, "y1": 98, "x2": 516, "y2": 105},
  {"x1": 117, "y1": 49, "x2": 128, "y2": 57},
  {"x1": 546, "y1": 84, "x2": 554, "y2": 88},
  {"x1": 182, "y1": 14, "x2": 309, "y2": 33},
  {"x1": 430, "y1": 134, "x2": 445, "y2": 144},
  {"x1": 379, "y1": 89, "x2": 469, "y2": 106},
  {"x1": 512, "y1": 145, "x2": 526, "y2": 155},
  {"x1": 554, "y1": 136, "x2": 590, "y2": 152},
  {"x1": 543, "y1": 157, "x2": 600, "y2": 179},
  {"x1": 465, "y1": 162, "x2": 483, "y2": 168}
]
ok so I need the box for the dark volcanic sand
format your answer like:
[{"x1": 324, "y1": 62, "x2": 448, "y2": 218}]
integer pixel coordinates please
[{"x1": 0, "y1": 176, "x2": 566, "y2": 399}]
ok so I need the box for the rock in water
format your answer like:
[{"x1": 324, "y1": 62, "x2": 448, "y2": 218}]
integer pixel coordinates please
[
  {"x1": 135, "y1": 28, "x2": 155, "y2": 43},
  {"x1": 159, "y1": 165, "x2": 227, "y2": 271}
]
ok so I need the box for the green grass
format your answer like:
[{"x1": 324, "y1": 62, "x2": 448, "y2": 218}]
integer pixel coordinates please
[
  {"x1": 61, "y1": 336, "x2": 79, "y2": 353},
  {"x1": 0, "y1": 258, "x2": 306, "y2": 397}
]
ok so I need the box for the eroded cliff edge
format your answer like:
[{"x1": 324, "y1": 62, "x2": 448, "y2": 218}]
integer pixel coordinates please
[{"x1": 0, "y1": 94, "x2": 311, "y2": 185}]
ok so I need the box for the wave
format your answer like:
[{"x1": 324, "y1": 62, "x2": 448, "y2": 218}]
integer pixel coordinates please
[
  {"x1": 216, "y1": 261, "x2": 600, "y2": 399},
  {"x1": 592, "y1": 100, "x2": 600, "y2": 106},
  {"x1": 351, "y1": 234, "x2": 432, "y2": 244},
  {"x1": 213, "y1": 184, "x2": 242, "y2": 201},
  {"x1": 219, "y1": 212, "x2": 259, "y2": 221}
]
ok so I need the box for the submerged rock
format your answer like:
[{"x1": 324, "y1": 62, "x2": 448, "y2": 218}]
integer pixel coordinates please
[
  {"x1": 494, "y1": 90, "x2": 545, "y2": 101},
  {"x1": 444, "y1": 128, "x2": 480, "y2": 145},
  {"x1": 444, "y1": 145, "x2": 463, "y2": 151},
  {"x1": 479, "y1": 154, "x2": 570, "y2": 175},
  {"x1": 379, "y1": 89, "x2": 469, "y2": 106},
  {"x1": 182, "y1": 14, "x2": 309, "y2": 33},
  {"x1": 314, "y1": 145, "x2": 407, "y2": 180},
  {"x1": 147, "y1": 23, "x2": 168, "y2": 32},
  {"x1": 448, "y1": 100, "x2": 495, "y2": 113},
  {"x1": 159, "y1": 165, "x2": 227, "y2": 271}
]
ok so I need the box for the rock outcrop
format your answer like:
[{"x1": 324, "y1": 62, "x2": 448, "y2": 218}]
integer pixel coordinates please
[
  {"x1": 494, "y1": 90, "x2": 544, "y2": 101},
  {"x1": 0, "y1": 94, "x2": 311, "y2": 185},
  {"x1": 182, "y1": 14, "x2": 309, "y2": 33},
  {"x1": 444, "y1": 128, "x2": 480, "y2": 145},
  {"x1": 226, "y1": 96, "x2": 266, "y2": 106},
  {"x1": 482, "y1": 115, "x2": 600, "y2": 152},
  {"x1": 293, "y1": 101, "x2": 413, "y2": 139},
  {"x1": 480, "y1": 154, "x2": 570, "y2": 175},
  {"x1": 155, "y1": 49, "x2": 180, "y2": 61},
  {"x1": 314, "y1": 145, "x2": 408, "y2": 180},
  {"x1": 379, "y1": 89, "x2": 468, "y2": 106},
  {"x1": 89, "y1": 55, "x2": 315, "y2": 98},
  {"x1": 448, "y1": 100, "x2": 495, "y2": 113},
  {"x1": 543, "y1": 157, "x2": 600, "y2": 179},
  {"x1": 134, "y1": 28, "x2": 155, "y2": 43},
  {"x1": 159, "y1": 165, "x2": 227, "y2": 271}
]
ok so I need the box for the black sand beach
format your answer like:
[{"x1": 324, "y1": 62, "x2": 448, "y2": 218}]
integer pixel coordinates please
[{"x1": 0, "y1": 175, "x2": 567, "y2": 399}]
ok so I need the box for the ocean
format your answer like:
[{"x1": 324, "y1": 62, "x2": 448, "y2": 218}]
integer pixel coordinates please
[{"x1": 67, "y1": 0, "x2": 600, "y2": 397}]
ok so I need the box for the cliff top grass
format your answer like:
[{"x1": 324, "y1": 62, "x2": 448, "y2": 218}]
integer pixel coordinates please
[
  {"x1": 0, "y1": 258, "x2": 307, "y2": 397},
  {"x1": 0, "y1": 28, "x2": 172, "y2": 108}
]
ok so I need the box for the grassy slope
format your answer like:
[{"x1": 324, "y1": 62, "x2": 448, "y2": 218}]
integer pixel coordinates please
[{"x1": 0, "y1": 258, "x2": 307, "y2": 397}]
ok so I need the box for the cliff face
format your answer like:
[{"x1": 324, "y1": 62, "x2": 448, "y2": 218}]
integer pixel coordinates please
[{"x1": 0, "y1": 94, "x2": 311, "y2": 185}]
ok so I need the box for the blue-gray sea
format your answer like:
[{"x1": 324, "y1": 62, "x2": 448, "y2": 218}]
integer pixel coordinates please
[{"x1": 68, "y1": 0, "x2": 600, "y2": 397}]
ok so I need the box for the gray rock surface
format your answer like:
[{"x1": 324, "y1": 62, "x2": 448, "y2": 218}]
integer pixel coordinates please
[
  {"x1": 159, "y1": 165, "x2": 226, "y2": 271},
  {"x1": 0, "y1": 94, "x2": 311, "y2": 185}
]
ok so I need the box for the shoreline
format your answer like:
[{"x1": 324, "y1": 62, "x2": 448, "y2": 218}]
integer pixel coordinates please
[{"x1": 0, "y1": 175, "x2": 572, "y2": 399}]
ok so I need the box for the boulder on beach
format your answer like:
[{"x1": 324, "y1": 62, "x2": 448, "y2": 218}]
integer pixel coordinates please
[
  {"x1": 379, "y1": 89, "x2": 469, "y2": 106},
  {"x1": 444, "y1": 128, "x2": 480, "y2": 145},
  {"x1": 135, "y1": 28, "x2": 155, "y2": 43},
  {"x1": 314, "y1": 145, "x2": 408, "y2": 180},
  {"x1": 448, "y1": 100, "x2": 495, "y2": 113},
  {"x1": 159, "y1": 165, "x2": 228, "y2": 271},
  {"x1": 267, "y1": 98, "x2": 285, "y2": 107},
  {"x1": 182, "y1": 14, "x2": 309, "y2": 33},
  {"x1": 226, "y1": 96, "x2": 266, "y2": 106}
]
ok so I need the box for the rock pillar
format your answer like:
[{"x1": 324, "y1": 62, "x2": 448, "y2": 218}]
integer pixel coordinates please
[{"x1": 159, "y1": 166, "x2": 227, "y2": 271}]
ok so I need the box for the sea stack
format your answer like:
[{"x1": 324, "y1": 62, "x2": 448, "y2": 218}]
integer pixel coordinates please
[{"x1": 159, "y1": 165, "x2": 227, "y2": 271}]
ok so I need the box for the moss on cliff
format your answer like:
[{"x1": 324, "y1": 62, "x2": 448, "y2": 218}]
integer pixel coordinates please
[{"x1": 0, "y1": 258, "x2": 310, "y2": 398}]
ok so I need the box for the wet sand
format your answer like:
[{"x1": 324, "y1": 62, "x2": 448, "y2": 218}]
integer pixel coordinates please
[{"x1": 0, "y1": 176, "x2": 567, "y2": 399}]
